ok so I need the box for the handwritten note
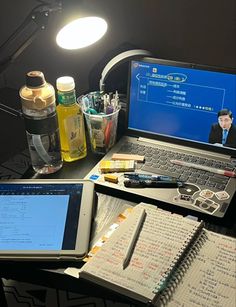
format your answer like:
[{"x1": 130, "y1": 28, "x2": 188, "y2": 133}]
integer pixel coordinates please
[
  {"x1": 166, "y1": 230, "x2": 236, "y2": 307},
  {"x1": 80, "y1": 204, "x2": 203, "y2": 303}
]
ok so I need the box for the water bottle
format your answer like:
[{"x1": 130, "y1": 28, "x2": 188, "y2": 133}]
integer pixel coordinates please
[{"x1": 19, "y1": 71, "x2": 63, "y2": 174}]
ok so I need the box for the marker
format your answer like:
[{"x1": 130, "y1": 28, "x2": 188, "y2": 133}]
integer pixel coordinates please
[
  {"x1": 122, "y1": 208, "x2": 146, "y2": 269},
  {"x1": 170, "y1": 159, "x2": 236, "y2": 178},
  {"x1": 124, "y1": 179, "x2": 185, "y2": 188},
  {"x1": 124, "y1": 173, "x2": 178, "y2": 182}
]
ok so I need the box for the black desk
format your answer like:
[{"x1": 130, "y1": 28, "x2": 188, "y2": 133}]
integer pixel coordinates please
[
  {"x1": 1, "y1": 152, "x2": 236, "y2": 307},
  {"x1": 22, "y1": 148, "x2": 102, "y2": 180}
]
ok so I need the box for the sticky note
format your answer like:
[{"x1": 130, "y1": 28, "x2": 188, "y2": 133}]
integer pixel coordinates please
[
  {"x1": 99, "y1": 160, "x2": 135, "y2": 173},
  {"x1": 112, "y1": 153, "x2": 145, "y2": 162}
]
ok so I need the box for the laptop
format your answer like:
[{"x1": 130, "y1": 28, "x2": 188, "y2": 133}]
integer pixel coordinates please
[{"x1": 85, "y1": 57, "x2": 236, "y2": 218}]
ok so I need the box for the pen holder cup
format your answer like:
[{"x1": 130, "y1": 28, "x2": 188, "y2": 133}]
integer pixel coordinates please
[
  {"x1": 79, "y1": 95, "x2": 120, "y2": 154},
  {"x1": 83, "y1": 109, "x2": 120, "y2": 154}
]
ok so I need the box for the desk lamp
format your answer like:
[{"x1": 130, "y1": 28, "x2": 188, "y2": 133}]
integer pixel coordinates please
[{"x1": 0, "y1": 0, "x2": 107, "y2": 115}]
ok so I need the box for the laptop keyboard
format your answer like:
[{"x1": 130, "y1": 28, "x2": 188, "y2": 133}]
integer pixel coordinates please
[{"x1": 118, "y1": 142, "x2": 236, "y2": 190}]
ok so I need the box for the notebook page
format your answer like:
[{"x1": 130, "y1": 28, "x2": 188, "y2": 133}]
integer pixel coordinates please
[
  {"x1": 166, "y1": 230, "x2": 236, "y2": 307},
  {"x1": 80, "y1": 204, "x2": 203, "y2": 303}
]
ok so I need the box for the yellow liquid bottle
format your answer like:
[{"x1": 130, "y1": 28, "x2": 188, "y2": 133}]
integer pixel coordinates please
[{"x1": 56, "y1": 76, "x2": 87, "y2": 162}]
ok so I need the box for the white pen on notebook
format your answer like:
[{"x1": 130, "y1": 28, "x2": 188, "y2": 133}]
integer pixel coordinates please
[
  {"x1": 122, "y1": 208, "x2": 146, "y2": 269},
  {"x1": 170, "y1": 159, "x2": 236, "y2": 178}
]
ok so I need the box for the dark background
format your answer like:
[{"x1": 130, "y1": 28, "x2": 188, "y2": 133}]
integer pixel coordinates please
[{"x1": 0, "y1": 0, "x2": 236, "y2": 163}]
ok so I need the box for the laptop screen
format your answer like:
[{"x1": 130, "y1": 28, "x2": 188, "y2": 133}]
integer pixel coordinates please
[{"x1": 128, "y1": 58, "x2": 236, "y2": 155}]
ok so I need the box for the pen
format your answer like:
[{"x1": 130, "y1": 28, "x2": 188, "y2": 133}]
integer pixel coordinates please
[
  {"x1": 124, "y1": 179, "x2": 185, "y2": 188},
  {"x1": 124, "y1": 173, "x2": 178, "y2": 182},
  {"x1": 170, "y1": 159, "x2": 236, "y2": 178},
  {"x1": 123, "y1": 208, "x2": 146, "y2": 269}
]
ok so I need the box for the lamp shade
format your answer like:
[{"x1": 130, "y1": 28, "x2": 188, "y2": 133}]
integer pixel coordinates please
[{"x1": 56, "y1": 16, "x2": 107, "y2": 49}]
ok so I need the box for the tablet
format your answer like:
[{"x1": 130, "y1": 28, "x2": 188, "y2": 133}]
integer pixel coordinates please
[{"x1": 0, "y1": 179, "x2": 95, "y2": 261}]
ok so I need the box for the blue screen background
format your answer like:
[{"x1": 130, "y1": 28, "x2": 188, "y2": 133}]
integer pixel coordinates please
[
  {"x1": 128, "y1": 61, "x2": 236, "y2": 145},
  {"x1": 0, "y1": 184, "x2": 83, "y2": 250}
]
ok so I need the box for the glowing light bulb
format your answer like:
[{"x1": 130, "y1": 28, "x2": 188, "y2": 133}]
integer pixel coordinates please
[{"x1": 56, "y1": 16, "x2": 107, "y2": 49}]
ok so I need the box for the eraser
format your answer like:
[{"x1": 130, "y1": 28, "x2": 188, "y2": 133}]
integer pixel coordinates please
[
  {"x1": 104, "y1": 174, "x2": 119, "y2": 183},
  {"x1": 112, "y1": 153, "x2": 145, "y2": 162}
]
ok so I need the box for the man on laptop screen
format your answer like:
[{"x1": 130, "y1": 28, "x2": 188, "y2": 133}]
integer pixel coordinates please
[{"x1": 209, "y1": 109, "x2": 236, "y2": 148}]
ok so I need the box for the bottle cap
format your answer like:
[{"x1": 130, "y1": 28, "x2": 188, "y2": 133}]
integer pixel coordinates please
[
  {"x1": 56, "y1": 76, "x2": 75, "y2": 91},
  {"x1": 26, "y1": 71, "x2": 46, "y2": 88}
]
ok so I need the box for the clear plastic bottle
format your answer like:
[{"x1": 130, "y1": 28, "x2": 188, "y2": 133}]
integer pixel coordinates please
[
  {"x1": 19, "y1": 71, "x2": 63, "y2": 174},
  {"x1": 56, "y1": 76, "x2": 87, "y2": 162}
]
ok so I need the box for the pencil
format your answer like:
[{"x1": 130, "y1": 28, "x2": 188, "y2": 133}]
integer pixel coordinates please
[
  {"x1": 170, "y1": 159, "x2": 236, "y2": 178},
  {"x1": 122, "y1": 208, "x2": 146, "y2": 269}
]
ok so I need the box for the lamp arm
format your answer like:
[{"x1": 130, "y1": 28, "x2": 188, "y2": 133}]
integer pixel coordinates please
[
  {"x1": 0, "y1": 102, "x2": 22, "y2": 118},
  {"x1": 99, "y1": 49, "x2": 152, "y2": 92},
  {"x1": 0, "y1": 29, "x2": 40, "y2": 75},
  {"x1": 0, "y1": 4, "x2": 46, "y2": 52},
  {"x1": 0, "y1": 2, "x2": 62, "y2": 75}
]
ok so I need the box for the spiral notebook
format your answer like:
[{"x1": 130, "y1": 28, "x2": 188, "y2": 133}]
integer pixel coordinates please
[
  {"x1": 79, "y1": 204, "x2": 236, "y2": 306},
  {"x1": 79, "y1": 204, "x2": 205, "y2": 305},
  {"x1": 165, "y1": 230, "x2": 236, "y2": 307}
]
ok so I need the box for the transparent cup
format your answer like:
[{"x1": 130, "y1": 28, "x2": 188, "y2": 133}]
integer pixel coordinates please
[{"x1": 78, "y1": 94, "x2": 120, "y2": 154}]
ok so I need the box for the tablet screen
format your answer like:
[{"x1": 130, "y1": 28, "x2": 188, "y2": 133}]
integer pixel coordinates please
[{"x1": 0, "y1": 183, "x2": 83, "y2": 251}]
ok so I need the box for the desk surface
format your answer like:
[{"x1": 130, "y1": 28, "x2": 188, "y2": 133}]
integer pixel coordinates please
[
  {"x1": 22, "y1": 148, "x2": 102, "y2": 180},
  {"x1": 22, "y1": 147, "x2": 236, "y2": 237},
  {"x1": 1, "y1": 151, "x2": 236, "y2": 306}
]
